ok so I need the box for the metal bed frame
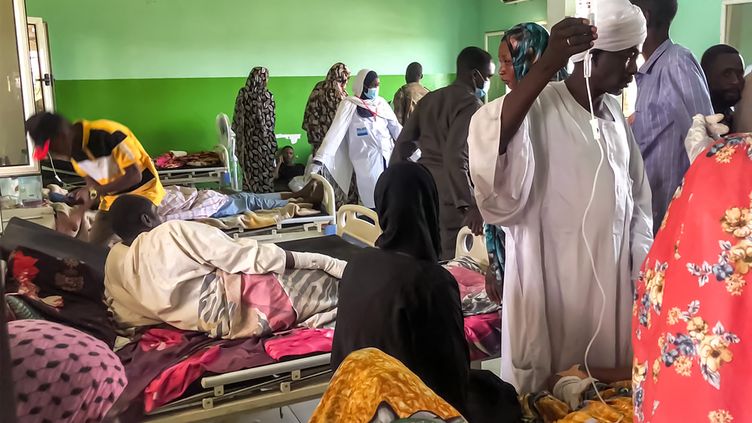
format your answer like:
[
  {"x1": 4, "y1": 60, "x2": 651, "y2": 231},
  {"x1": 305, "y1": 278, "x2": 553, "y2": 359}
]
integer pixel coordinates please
[
  {"x1": 41, "y1": 145, "x2": 230, "y2": 189},
  {"x1": 145, "y1": 354, "x2": 332, "y2": 422}
]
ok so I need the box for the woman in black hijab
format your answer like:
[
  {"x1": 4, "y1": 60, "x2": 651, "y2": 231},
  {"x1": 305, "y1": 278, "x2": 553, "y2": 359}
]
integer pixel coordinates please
[
  {"x1": 332, "y1": 162, "x2": 522, "y2": 422},
  {"x1": 331, "y1": 161, "x2": 470, "y2": 414}
]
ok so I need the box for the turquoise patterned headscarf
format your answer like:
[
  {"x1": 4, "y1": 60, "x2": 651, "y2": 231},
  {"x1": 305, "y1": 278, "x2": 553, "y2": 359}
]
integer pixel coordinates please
[{"x1": 502, "y1": 22, "x2": 569, "y2": 82}]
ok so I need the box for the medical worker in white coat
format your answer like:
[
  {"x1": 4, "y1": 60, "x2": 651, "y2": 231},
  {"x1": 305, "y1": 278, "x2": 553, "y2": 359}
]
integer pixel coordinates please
[{"x1": 312, "y1": 69, "x2": 402, "y2": 208}]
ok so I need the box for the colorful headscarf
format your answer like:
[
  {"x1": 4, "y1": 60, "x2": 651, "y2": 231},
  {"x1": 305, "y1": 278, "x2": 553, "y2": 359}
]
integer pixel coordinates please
[{"x1": 502, "y1": 22, "x2": 569, "y2": 82}]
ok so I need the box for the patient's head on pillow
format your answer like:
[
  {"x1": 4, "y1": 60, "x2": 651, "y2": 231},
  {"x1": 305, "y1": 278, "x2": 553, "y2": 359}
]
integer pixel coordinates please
[{"x1": 109, "y1": 195, "x2": 162, "y2": 245}]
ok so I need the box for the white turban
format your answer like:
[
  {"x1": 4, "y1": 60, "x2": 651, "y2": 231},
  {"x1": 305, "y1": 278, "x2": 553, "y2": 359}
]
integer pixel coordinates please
[{"x1": 572, "y1": 0, "x2": 647, "y2": 63}]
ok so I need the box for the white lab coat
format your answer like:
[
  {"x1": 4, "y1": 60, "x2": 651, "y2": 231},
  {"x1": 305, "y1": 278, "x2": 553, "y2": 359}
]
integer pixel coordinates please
[
  {"x1": 468, "y1": 82, "x2": 654, "y2": 393},
  {"x1": 315, "y1": 96, "x2": 401, "y2": 208},
  {"x1": 315, "y1": 69, "x2": 402, "y2": 208}
]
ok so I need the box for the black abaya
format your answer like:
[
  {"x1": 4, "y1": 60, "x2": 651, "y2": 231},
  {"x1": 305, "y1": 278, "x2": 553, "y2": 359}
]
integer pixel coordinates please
[{"x1": 331, "y1": 163, "x2": 522, "y2": 422}]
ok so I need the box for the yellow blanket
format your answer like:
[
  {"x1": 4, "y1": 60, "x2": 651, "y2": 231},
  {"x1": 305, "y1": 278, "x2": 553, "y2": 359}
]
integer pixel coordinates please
[{"x1": 521, "y1": 381, "x2": 633, "y2": 423}]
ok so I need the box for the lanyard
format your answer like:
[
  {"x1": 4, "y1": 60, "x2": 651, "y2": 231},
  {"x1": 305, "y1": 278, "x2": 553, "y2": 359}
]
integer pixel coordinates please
[{"x1": 358, "y1": 98, "x2": 379, "y2": 119}]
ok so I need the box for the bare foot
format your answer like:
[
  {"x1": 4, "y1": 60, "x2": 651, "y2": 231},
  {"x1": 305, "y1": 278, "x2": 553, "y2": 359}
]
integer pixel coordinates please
[{"x1": 301, "y1": 181, "x2": 324, "y2": 206}]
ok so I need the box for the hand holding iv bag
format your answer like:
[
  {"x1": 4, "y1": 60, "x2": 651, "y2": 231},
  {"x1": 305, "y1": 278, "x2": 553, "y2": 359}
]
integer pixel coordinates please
[{"x1": 576, "y1": 0, "x2": 596, "y2": 26}]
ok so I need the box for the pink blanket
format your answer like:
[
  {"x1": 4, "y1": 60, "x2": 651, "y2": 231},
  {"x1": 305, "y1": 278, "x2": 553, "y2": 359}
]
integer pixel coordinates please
[{"x1": 264, "y1": 328, "x2": 335, "y2": 360}]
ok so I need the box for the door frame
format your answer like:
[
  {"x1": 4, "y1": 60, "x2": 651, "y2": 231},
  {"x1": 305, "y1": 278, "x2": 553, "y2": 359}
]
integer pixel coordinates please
[
  {"x1": 721, "y1": 0, "x2": 752, "y2": 45},
  {"x1": 484, "y1": 30, "x2": 505, "y2": 104},
  {"x1": 482, "y1": 21, "x2": 548, "y2": 104},
  {"x1": 2, "y1": 0, "x2": 39, "y2": 177},
  {"x1": 27, "y1": 16, "x2": 54, "y2": 112}
]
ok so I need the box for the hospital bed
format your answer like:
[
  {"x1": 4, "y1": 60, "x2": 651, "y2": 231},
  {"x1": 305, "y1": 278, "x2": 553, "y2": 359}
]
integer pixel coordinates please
[
  {"x1": 0, "y1": 215, "x2": 494, "y2": 422},
  {"x1": 222, "y1": 174, "x2": 337, "y2": 243},
  {"x1": 42, "y1": 164, "x2": 337, "y2": 245},
  {"x1": 41, "y1": 152, "x2": 229, "y2": 190},
  {"x1": 141, "y1": 219, "x2": 494, "y2": 423}
]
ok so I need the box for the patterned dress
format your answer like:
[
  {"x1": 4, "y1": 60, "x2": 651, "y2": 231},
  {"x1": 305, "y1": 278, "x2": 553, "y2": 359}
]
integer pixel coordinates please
[
  {"x1": 632, "y1": 133, "x2": 752, "y2": 423},
  {"x1": 303, "y1": 64, "x2": 358, "y2": 207},
  {"x1": 233, "y1": 67, "x2": 277, "y2": 193}
]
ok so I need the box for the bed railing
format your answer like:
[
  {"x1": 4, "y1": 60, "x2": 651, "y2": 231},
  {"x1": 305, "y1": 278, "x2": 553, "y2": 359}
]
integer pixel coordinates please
[
  {"x1": 455, "y1": 227, "x2": 489, "y2": 267},
  {"x1": 336, "y1": 205, "x2": 380, "y2": 247}
]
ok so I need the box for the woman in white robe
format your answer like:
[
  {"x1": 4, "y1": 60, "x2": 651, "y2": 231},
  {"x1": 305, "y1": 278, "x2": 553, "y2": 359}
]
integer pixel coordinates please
[
  {"x1": 313, "y1": 69, "x2": 402, "y2": 208},
  {"x1": 468, "y1": 8, "x2": 653, "y2": 393}
]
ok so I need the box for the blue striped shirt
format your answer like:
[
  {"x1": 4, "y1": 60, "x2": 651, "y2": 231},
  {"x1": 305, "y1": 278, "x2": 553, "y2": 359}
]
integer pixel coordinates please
[{"x1": 632, "y1": 40, "x2": 713, "y2": 235}]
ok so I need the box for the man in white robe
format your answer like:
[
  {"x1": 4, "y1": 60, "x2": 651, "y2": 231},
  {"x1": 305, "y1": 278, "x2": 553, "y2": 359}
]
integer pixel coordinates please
[{"x1": 468, "y1": 1, "x2": 654, "y2": 393}]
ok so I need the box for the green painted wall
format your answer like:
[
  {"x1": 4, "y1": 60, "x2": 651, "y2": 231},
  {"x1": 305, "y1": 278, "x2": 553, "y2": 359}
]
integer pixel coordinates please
[
  {"x1": 478, "y1": 0, "x2": 548, "y2": 101},
  {"x1": 475, "y1": 0, "x2": 722, "y2": 59},
  {"x1": 672, "y1": 0, "x2": 722, "y2": 59},
  {"x1": 24, "y1": 0, "x2": 731, "y2": 161},
  {"x1": 480, "y1": 0, "x2": 548, "y2": 35},
  {"x1": 26, "y1": 0, "x2": 479, "y2": 79},
  {"x1": 53, "y1": 74, "x2": 454, "y2": 159},
  {"x1": 25, "y1": 0, "x2": 477, "y2": 160}
]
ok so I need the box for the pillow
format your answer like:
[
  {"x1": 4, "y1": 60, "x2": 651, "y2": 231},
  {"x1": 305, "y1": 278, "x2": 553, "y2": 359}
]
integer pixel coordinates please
[
  {"x1": 6, "y1": 246, "x2": 117, "y2": 347},
  {"x1": 443, "y1": 256, "x2": 501, "y2": 317}
]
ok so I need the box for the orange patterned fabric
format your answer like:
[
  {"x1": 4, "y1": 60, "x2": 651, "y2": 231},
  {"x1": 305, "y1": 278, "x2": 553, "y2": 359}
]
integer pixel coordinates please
[
  {"x1": 632, "y1": 133, "x2": 752, "y2": 422},
  {"x1": 310, "y1": 348, "x2": 466, "y2": 423}
]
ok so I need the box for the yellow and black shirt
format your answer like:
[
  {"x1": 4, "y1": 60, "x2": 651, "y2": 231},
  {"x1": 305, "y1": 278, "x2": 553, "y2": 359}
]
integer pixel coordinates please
[{"x1": 70, "y1": 120, "x2": 164, "y2": 211}]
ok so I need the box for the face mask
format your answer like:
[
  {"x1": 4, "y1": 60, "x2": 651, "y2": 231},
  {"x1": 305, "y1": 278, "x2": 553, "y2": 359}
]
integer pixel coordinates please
[
  {"x1": 364, "y1": 87, "x2": 379, "y2": 100},
  {"x1": 474, "y1": 70, "x2": 490, "y2": 100}
]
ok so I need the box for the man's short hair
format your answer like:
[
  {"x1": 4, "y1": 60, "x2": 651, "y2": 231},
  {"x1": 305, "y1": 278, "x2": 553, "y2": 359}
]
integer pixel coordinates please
[
  {"x1": 109, "y1": 195, "x2": 156, "y2": 243},
  {"x1": 406, "y1": 62, "x2": 423, "y2": 83},
  {"x1": 701, "y1": 44, "x2": 741, "y2": 73},
  {"x1": 456, "y1": 47, "x2": 492, "y2": 74}
]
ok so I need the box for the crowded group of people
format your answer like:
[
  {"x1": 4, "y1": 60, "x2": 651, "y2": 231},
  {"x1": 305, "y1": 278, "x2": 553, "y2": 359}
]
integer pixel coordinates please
[
  {"x1": 11, "y1": 0, "x2": 751, "y2": 420},
  {"x1": 309, "y1": 0, "x2": 749, "y2": 420}
]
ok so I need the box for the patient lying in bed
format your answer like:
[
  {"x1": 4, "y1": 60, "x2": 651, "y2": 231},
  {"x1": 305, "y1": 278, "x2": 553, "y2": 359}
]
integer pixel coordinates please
[
  {"x1": 158, "y1": 179, "x2": 325, "y2": 221},
  {"x1": 104, "y1": 195, "x2": 345, "y2": 339}
]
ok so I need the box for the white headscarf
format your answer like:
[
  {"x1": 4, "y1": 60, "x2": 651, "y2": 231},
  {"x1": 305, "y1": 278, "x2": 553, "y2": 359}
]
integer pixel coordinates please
[
  {"x1": 342, "y1": 69, "x2": 397, "y2": 120},
  {"x1": 352, "y1": 69, "x2": 371, "y2": 98},
  {"x1": 572, "y1": 0, "x2": 647, "y2": 63}
]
